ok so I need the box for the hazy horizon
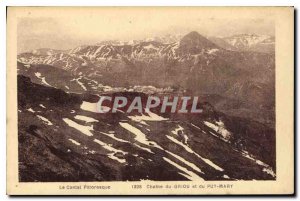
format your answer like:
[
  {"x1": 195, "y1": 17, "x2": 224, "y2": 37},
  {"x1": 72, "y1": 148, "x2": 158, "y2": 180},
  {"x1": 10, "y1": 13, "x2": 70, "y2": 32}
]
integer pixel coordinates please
[{"x1": 17, "y1": 8, "x2": 275, "y2": 53}]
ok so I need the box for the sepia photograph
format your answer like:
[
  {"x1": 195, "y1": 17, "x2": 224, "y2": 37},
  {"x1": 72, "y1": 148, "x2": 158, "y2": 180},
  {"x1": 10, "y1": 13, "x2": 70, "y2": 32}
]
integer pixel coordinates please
[{"x1": 6, "y1": 6, "x2": 294, "y2": 195}]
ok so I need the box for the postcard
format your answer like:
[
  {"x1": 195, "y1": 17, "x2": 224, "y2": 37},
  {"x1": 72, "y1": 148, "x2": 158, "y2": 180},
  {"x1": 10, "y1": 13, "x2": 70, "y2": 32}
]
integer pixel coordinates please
[{"x1": 7, "y1": 6, "x2": 294, "y2": 195}]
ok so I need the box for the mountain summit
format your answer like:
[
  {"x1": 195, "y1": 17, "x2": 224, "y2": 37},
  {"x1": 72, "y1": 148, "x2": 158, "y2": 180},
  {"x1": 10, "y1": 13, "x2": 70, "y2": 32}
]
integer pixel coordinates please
[{"x1": 179, "y1": 31, "x2": 219, "y2": 54}]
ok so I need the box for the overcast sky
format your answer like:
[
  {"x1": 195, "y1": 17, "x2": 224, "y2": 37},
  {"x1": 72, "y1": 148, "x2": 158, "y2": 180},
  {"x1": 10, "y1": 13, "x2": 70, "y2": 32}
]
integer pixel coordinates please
[{"x1": 17, "y1": 8, "x2": 275, "y2": 53}]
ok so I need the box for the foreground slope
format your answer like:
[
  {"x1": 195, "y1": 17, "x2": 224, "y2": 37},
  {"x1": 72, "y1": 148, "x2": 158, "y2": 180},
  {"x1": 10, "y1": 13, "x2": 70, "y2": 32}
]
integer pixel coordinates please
[{"x1": 18, "y1": 75, "x2": 275, "y2": 181}]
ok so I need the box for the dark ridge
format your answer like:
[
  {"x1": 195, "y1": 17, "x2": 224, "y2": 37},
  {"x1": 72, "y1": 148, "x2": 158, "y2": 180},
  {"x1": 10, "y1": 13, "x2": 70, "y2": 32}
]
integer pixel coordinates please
[{"x1": 179, "y1": 31, "x2": 219, "y2": 54}]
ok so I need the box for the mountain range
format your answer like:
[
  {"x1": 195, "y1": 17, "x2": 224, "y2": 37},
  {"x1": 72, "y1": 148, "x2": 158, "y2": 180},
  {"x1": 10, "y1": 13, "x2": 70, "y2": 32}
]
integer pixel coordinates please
[
  {"x1": 209, "y1": 34, "x2": 275, "y2": 53},
  {"x1": 18, "y1": 31, "x2": 275, "y2": 126}
]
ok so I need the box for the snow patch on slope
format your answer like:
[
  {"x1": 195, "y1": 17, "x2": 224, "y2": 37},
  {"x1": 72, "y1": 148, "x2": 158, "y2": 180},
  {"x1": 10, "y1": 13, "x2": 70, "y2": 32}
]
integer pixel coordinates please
[
  {"x1": 204, "y1": 121, "x2": 231, "y2": 141},
  {"x1": 94, "y1": 139, "x2": 127, "y2": 163},
  {"x1": 69, "y1": 138, "x2": 81, "y2": 146},
  {"x1": 35, "y1": 72, "x2": 51, "y2": 86},
  {"x1": 166, "y1": 135, "x2": 223, "y2": 172},
  {"x1": 74, "y1": 115, "x2": 99, "y2": 123},
  {"x1": 63, "y1": 118, "x2": 94, "y2": 136},
  {"x1": 163, "y1": 157, "x2": 204, "y2": 181},
  {"x1": 119, "y1": 122, "x2": 163, "y2": 151},
  {"x1": 36, "y1": 115, "x2": 53, "y2": 125}
]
